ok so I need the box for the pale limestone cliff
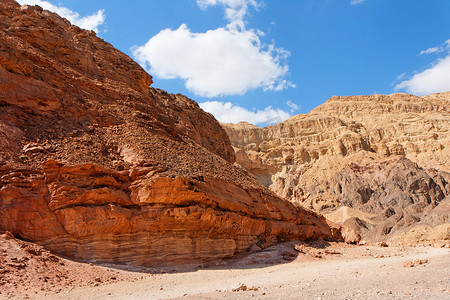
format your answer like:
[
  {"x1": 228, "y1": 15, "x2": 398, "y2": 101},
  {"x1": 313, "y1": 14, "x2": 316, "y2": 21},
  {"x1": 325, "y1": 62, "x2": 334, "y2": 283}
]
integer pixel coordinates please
[{"x1": 223, "y1": 92, "x2": 450, "y2": 245}]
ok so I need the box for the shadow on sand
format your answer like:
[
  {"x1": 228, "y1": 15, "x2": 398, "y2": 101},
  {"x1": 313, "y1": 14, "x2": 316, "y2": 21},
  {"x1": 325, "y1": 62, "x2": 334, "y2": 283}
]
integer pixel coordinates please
[{"x1": 86, "y1": 239, "x2": 339, "y2": 275}]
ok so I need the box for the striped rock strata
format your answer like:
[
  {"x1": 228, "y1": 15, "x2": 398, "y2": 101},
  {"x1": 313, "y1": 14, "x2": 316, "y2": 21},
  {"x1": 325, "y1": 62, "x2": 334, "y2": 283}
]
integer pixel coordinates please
[
  {"x1": 0, "y1": 0, "x2": 334, "y2": 267},
  {"x1": 223, "y1": 92, "x2": 450, "y2": 245}
]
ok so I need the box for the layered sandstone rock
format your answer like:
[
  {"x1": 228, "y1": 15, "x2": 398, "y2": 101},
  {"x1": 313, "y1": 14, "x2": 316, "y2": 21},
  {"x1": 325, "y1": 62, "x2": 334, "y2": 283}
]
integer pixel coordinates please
[
  {"x1": 0, "y1": 0, "x2": 333, "y2": 267},
  {"x1": 223, "y1": 93, "x2": 450, "y2": 244}
]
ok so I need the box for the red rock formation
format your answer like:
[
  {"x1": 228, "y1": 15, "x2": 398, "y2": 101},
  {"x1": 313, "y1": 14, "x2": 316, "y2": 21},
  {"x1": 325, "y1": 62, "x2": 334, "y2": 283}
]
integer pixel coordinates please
[{"x1": 0, "y1": 0, "x2": 333, "y2": 267}]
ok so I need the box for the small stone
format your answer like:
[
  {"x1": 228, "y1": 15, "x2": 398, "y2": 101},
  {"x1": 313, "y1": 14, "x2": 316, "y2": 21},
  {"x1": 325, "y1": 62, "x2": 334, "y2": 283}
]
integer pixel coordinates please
[{"x1": 232, "y1": 284, "x2": 248, "y2": 292}]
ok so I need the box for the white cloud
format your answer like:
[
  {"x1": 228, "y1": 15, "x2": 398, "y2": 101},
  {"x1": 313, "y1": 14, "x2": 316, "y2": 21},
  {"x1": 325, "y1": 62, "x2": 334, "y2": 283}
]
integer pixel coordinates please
[
  {"x1": 132, "y1": 0, "x2": 293, "y2": 98},
  {"x1": 133, "y1": 24, "x2": 293, "y2": 98},
  {"x1": 351, "y1": 0, "x2": 365, "y2": 5},
  {"x1": 418, "y1": 39, "x2": 450, "y2": 55},
  {"x1": 16, "y1": 0, "x2": 105, "y2": 33},
  {"x1": 197, "y1": 0, "x2": 259, "y2": 30},
  {"x1": 419, "y1": 46, "x2": 442, "y2": 55},
  {"x1": 286, "y1": 100, "x2": 299, "y2": 113},
  {"x1": 395, "y1": 54, "x2": 450, "y2": 95},
  {"x1": 199, "y1": 101, "x2": 290, "y2": 125},
  {"x1": 395, "y1": 72, "x2": 407, "y2": 82},
  {"x1": 396, "y1": 39, "x2": 450, "y2": 95}
]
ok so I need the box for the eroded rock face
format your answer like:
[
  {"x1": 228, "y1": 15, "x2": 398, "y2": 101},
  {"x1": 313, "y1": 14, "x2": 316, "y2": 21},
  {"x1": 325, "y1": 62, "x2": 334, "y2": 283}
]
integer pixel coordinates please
[
  {"x1": 223, "y1": 93, "x2": 450, "y2": 244},
  {"x1": 321, "y1": 157, "x2": 449, "y2": 244},
  {"x1": 0, "y1": 0, "x2": 333, "y2": 267},
  {"x1": 1, "y1": 160, "x2": 331, "y2": 265}
]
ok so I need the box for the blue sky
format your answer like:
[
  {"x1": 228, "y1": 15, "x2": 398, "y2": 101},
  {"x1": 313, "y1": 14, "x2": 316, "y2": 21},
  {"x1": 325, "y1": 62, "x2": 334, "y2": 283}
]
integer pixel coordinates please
[{"x1": 17, "y1": 0, "x2": 450, "y2": 125}]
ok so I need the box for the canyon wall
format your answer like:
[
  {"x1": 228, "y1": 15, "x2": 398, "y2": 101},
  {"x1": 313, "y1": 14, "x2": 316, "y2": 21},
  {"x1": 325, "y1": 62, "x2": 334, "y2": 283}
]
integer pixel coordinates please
[
  {"x1": 0, "y1": 0, "x2": 334, "y2": 267},
  {"x1": 223, "y1": 93, "x2": 450, "y2": 245}
]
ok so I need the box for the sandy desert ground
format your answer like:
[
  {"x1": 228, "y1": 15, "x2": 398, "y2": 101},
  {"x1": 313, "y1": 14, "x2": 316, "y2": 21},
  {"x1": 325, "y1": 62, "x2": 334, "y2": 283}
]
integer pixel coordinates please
[{"x1": 2, "y1": 237, "x2": 449, "y2": 300}]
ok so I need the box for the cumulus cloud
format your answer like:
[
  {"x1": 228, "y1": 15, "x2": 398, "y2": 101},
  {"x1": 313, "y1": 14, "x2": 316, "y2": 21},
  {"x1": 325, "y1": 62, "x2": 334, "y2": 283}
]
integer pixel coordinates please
[
  {"x1": 395, "y1": 39, "x2": 450, "y2": 95},
  {"x1": 395, "y1": 55, "x2": 450, "y2": 95},
  {"x1": 16, "y1": 0, "x2": 105, "y2": 33},
  {"x1": 133, "y1": 24, "x2": 292, "y2": 97},
  {"x1": 351, "y1": 0, "x2": 365, "y2": 5},
  {"x1": 199, "y1": 101, "x2": 290, "y2": 125},
  {"x1": 132, "y1": 0, "x2": 293, "y2": 98}
]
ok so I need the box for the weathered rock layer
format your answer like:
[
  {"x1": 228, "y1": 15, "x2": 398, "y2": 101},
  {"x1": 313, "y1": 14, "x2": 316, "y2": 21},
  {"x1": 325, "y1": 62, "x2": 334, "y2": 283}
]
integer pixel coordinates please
[
  {"x1": 223, "y1": 93, "x2": 450, "y2": 245},
  {"x1": 0, "y1": 0, "x2": 333, "y2": 267}
]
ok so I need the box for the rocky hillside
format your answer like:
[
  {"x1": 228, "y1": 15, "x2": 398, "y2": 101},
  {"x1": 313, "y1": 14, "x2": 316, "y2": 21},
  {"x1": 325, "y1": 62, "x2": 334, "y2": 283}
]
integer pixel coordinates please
[
  {"x1": 223, "y1": 93, "x2": 450, "y2": 245},
  {"x1": 0, "y1": 0, "x2": 334, "y2": 267}
]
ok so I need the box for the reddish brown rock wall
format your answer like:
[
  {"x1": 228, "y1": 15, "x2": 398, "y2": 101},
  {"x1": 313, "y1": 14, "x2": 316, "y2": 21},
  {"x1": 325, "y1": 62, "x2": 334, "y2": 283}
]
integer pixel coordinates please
[{"x1": 0, "y1": 0, "x2": 333, "y2": 267}]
